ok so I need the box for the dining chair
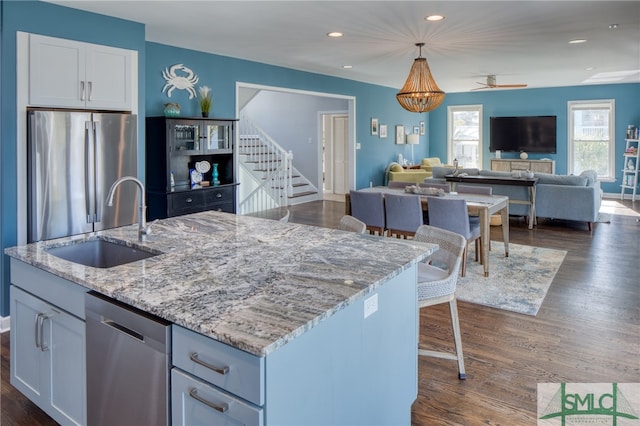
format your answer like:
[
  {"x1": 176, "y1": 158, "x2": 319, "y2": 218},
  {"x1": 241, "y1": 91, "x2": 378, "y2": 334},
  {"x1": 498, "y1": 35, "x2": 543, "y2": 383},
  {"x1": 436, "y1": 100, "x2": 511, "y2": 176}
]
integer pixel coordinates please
[
  {"x1": 337, "y1": 215, "x2": 367, "y2": 233},
  {"x1": 425, "y1": 196, "x2": 481, "y2": 277},
  {"x1": 455, "y1": 185, "x2": 491, "y2": 230},
  {"x1": 419, "y1": 182, "x2": 450, "y2": 192},
  {"x1": 388, "y1": 181, "x2": 415, "y2": 189},
  {"x1": 414, "y1": 225, "x2": 467, "y2": 380},
  {"x1": 349, "y1": 190, "x2": 386, "y2": 236},
  {"x1": 384, "y1": 193, "x2": 423, "y2": 239}
]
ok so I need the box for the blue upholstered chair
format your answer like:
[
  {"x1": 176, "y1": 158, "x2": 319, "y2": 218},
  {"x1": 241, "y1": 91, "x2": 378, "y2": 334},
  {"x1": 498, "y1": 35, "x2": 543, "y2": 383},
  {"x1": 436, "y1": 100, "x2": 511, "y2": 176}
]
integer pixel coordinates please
[
  {"x1": 425, "y1": 196, "x2": 481, "y2": 277},
  {"x1": 349, "y1": 190, "x2": 386, "y2": 236},
  {"x1": 455, "y1": 185, "x2": 492, "y2": 230},
  {"x1": 338, "y1": 215, "x2": 367, "y2": 233},
  {"x1": 384, "y1": 193, "x2": 423, "y2": 239},
  {"x1": 414, "y1": 224, "x2": 467, "y2": 380}
]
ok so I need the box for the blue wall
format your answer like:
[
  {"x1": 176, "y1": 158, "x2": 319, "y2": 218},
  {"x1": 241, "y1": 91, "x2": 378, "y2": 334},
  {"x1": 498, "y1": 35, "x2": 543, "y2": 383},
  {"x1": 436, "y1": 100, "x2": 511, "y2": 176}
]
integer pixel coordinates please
[
  {"x1": 144, "y1": 42, "x2": 427, "y2": 189},
  {"x1": 428, "y1": 84, "x2": 640, "y2": 193}
]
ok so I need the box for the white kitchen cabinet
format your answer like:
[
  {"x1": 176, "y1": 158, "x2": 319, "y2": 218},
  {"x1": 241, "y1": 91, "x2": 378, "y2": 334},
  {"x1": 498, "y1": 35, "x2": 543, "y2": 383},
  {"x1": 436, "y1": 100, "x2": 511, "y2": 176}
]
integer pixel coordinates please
[
  {"x1": 9, "y1": 258, "x2": 88, "y2": 426},
  {"x1": 10, "y1": 286, "x2": 86, "y2": 426},
  {"x1": 29, "y1": 33, "x2": 134, "y2": 110}
]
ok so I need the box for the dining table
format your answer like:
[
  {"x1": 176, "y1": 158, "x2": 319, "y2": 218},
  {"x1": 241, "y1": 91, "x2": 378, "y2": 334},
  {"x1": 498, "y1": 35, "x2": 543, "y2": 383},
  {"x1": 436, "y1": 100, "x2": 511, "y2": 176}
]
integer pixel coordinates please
[{"x1": 345, "y1": 187, "x2": 510, "y2": 277}]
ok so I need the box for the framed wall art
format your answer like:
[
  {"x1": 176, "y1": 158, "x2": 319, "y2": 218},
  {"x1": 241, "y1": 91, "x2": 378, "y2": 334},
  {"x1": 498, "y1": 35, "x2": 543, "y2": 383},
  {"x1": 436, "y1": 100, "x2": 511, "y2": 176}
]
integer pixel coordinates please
[
  {"x1": 371, "y1": 118, "x2": 379, "y2": 135},
  {"x1": 395, "y1": 125, "x2": 405, "y2": 144},
  {"x1": 379, "y1": 124, "x2": 387, "y2": 138},
  {"x1": 420, "y1": 121, "x2": 425, "y2": 135}
]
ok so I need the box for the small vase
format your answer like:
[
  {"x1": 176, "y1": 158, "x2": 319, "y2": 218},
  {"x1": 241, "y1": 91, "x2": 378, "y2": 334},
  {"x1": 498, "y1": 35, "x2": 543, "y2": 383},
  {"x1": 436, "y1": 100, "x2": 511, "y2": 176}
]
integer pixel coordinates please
[
  {"x1": 201, "y1": 111, "x2": 209, "y2": 118},
  {"x1": 212, "y1": 163, "x2": 220, "y2": 185},
  {"x1": 164, "y1": 103, "x2": 180, "y2": 117}
]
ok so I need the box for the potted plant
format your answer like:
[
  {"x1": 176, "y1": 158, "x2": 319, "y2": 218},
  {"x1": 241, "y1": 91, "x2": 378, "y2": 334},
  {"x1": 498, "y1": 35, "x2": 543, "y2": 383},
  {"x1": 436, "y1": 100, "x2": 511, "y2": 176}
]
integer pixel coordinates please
[{"x1": 198, "y1": 86, "x2": 212, "y2": 117}]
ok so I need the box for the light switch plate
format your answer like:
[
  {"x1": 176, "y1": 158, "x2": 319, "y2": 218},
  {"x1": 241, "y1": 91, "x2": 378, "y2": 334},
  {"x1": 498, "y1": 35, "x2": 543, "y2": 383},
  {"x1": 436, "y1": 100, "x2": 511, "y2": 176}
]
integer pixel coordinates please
[{"x1": 364, "y1": 293, "x2": 378, "y2": 318}]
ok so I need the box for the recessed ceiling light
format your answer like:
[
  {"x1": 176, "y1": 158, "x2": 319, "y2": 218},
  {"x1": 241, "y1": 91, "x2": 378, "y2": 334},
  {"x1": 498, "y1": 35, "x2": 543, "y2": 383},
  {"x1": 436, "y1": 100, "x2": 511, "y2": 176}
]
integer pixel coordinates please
[
  {"x1": 327, "y1": 32, "x2": 343, "y2": 38},
  {"x1": 609, "y1": 24, "x2": 619, "y2": 30},
  {"x1": 342, "y1": 65, "x2": 353, "y2": 69},
  {"x1": 568, "y1": 39, "x2": 587, "y2": 44},
  {"x1": 585, "y1": 67, "x2": 595, "y2": 71},
  {"x1": 425, "y1": 14, "x2": 445, "y2": 21}
]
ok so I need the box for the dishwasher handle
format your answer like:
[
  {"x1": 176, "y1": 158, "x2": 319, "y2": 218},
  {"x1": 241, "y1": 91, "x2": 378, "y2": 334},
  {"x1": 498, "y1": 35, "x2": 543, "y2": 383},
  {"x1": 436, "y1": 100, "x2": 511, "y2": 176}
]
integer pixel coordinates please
[{"x1": 103, "y1": 319, "x2": 144, "y2": 342}]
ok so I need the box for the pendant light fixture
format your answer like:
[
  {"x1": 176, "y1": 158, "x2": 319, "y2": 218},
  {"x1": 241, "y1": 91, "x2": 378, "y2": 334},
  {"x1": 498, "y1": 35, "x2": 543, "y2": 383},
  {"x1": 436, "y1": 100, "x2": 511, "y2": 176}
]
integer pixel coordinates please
[{"x1": 396, "y1": 43, "x2": 445, "y2": 113}]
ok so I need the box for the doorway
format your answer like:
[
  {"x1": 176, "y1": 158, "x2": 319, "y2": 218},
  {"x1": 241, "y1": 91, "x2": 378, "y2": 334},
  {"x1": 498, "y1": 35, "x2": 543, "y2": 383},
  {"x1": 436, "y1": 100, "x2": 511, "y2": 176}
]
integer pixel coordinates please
[
  {"x1": 322, "y1": 113, "x2": 349, "y2": 201},
  {"x1": 236, "y1": 82, "x2": 356, "y2": 208}
]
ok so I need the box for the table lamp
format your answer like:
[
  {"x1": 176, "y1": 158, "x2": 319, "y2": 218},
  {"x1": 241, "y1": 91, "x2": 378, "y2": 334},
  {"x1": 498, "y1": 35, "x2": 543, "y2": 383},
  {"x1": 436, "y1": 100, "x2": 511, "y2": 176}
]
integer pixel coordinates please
[{"x1": 406, "y1": 134, "x2": 419, "y2": 165}]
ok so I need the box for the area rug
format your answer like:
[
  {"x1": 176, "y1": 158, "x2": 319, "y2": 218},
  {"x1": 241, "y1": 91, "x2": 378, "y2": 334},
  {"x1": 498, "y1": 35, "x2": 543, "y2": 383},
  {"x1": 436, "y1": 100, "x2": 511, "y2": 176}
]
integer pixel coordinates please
[
  {"x1": 596, "y1": 212, "x2": 612, "y2": 223},
  {"x1": 455, "y1": 242, "x2": 566, "y2": 316}
]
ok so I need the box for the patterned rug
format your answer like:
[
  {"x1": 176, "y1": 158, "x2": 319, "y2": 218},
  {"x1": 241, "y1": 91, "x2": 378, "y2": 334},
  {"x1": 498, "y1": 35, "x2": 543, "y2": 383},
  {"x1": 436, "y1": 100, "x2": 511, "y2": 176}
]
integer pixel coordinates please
[{"x1": 456, "y1": 242, "x2": 566, "y2": 316}]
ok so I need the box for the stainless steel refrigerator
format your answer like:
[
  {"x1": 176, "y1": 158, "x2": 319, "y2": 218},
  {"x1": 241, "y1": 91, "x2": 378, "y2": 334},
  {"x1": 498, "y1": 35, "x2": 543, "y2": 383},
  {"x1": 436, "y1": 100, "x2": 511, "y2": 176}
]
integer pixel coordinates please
[{"x1": 27, "y1": 110, "x2": 138, "y2": 243}]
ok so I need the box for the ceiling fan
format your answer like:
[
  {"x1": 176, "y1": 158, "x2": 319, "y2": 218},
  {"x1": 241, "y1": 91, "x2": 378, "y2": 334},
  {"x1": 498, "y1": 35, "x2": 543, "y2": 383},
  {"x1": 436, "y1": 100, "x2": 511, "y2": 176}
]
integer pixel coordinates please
[{"x1": 472, "y1": 74, "x2": 527, "y2": 90}]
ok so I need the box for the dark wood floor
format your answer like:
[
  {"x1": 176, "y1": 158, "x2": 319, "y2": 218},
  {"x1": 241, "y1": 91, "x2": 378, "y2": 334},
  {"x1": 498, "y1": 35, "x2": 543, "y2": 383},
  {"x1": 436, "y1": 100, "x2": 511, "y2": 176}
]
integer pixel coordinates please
[{"x1": 2, "y1": 198, "x2": 639, "y2": 425}]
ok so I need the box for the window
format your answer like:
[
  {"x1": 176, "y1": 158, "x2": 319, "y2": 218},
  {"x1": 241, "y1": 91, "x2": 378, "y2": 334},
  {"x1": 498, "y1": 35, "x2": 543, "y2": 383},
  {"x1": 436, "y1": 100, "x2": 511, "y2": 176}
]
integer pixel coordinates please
[
  {"x1": 568, "y1": 100, "x2": 615, "y2": 180},
  {"x1": 448, "y1": 105, "x2": 482, "y2": 168}
]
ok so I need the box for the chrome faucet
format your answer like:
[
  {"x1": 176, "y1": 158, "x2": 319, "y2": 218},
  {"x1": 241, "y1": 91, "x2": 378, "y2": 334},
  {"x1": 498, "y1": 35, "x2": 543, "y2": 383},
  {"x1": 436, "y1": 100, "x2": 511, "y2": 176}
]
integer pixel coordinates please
[{"x1": 106, "y1": 176, "x2": 151, "y2": 242}]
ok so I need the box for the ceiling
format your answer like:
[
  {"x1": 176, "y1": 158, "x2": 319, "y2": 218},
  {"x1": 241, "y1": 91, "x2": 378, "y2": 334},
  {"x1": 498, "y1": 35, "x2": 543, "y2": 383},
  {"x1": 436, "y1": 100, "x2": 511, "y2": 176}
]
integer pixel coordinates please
[{"x1": 45, "y1": 1, "x2": 640, "y2": 93}]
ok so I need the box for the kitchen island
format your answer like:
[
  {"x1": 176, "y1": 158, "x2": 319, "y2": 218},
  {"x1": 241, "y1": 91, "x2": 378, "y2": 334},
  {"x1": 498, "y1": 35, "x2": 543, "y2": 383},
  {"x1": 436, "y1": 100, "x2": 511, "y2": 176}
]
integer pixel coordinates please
[{"x1": 6, "y1": 211, "x2": 436, "y2": 425}]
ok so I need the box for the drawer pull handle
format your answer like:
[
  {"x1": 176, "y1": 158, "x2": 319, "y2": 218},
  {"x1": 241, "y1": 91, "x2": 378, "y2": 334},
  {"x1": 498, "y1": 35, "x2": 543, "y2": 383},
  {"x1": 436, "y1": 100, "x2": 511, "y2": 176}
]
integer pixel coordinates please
[
  {"x1": 186, "y1": 198, "x2": 193, "y2": 203},
  {"x1": 189, "y1": 352, "x2": 229, "y2": 375},
  {"x1": 216, "y1": 193, "x2": 222, "y2": 198},
  {"x1": 189, "y1": 388, "x2": 228, "y2": 413}
]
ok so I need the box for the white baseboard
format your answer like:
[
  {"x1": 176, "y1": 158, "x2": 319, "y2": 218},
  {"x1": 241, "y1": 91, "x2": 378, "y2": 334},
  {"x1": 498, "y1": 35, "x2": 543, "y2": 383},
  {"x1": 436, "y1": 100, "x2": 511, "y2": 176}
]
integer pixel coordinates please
[{"x1": 0, "y1": 316, "x2": 10, "y2": 333}]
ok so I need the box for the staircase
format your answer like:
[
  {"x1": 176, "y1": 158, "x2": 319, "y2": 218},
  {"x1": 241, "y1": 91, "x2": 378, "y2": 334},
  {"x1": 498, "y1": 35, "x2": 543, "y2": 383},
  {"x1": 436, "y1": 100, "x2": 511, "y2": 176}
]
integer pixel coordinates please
[{"x1": 238, "y1": 114, "x2": 318, "y2": 215}]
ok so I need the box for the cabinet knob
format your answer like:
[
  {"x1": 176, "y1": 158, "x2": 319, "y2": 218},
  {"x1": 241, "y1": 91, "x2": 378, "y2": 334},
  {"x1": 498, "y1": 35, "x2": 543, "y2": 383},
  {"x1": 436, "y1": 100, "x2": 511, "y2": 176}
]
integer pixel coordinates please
[
  {"x1": 216, "y1": 193, "x2": 222, "y2": 198},
  {"x1": 186, "y1": 198, "x2": 193, "y2": 203}
]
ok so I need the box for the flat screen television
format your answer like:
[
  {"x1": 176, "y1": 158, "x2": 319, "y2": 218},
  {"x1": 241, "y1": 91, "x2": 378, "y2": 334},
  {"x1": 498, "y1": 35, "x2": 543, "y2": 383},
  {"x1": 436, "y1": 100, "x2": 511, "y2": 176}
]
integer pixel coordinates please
[{"x1": 489, "y1": 115, "x2": 557, "y2": 153}]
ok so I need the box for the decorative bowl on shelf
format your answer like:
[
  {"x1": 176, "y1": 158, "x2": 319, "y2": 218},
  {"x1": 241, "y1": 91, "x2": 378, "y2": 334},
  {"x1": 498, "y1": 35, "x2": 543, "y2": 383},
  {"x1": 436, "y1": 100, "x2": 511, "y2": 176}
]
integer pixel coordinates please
[{"x1": 164, "y1": 103, "x2": 181, "y2": 117}]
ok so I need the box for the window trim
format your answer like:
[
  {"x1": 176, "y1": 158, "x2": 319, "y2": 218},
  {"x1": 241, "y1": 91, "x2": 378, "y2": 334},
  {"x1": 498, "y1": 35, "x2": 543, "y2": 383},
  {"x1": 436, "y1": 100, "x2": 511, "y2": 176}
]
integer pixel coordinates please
[
  {"x1": 447, "y1": 104, "x2": 483, "y2": 168},
  {"x1": 567, "y1": 99, "x2": 615, "y2": 181}
]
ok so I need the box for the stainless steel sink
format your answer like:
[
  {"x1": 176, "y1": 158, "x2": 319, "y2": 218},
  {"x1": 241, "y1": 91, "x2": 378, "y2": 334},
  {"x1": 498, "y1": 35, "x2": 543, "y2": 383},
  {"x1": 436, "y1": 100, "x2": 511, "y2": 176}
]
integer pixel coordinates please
[{"x1": 47, "y1": 238, "x2": 160, "y2": 268}]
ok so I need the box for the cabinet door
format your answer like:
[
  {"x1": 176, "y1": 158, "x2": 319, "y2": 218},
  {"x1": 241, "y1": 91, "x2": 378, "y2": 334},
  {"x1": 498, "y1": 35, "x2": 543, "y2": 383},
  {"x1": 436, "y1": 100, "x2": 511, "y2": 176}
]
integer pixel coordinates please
[
  {"x1": 203, "y1": 122, "x2": 233, "y2": 153},
  {"x1": 168, "y1": 120, "x2": 202, "y2": 154},
  {"x1": 29, "y1": 34, "x2": 86, "y2": 108},
  {"x1": 10, "y1": 285, "x2": 48, "y2": 404},
  {"x1": 85, "y1": 45, "x2": 133, "y2": 110},
  {"x1": 491, "y1": 160, "x2": 511, "y2": 172},
  {"x1": 10, "y1": 286, "x2": 86, "y2": 426},
  {"x1": 46, "y1": 305, "x2": 86, "y2": 425}
]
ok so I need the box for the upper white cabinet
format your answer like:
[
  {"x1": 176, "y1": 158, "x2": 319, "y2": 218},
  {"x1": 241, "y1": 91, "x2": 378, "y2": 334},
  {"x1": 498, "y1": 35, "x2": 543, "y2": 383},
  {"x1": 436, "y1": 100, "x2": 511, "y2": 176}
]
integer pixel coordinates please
[{"x1": 29, "y1": 34, "x2": 135, "y2": 110}]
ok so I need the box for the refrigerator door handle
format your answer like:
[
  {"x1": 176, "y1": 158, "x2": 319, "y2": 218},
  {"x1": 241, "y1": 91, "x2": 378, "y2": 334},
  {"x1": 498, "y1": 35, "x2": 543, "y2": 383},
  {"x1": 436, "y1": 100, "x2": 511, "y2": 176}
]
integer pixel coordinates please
[
  {"x1": 85, "y1": 121, "x2": 96, "y2": 223},
  {"x1": 93, "y1": 120, "x2": 101, "y2": 223}
]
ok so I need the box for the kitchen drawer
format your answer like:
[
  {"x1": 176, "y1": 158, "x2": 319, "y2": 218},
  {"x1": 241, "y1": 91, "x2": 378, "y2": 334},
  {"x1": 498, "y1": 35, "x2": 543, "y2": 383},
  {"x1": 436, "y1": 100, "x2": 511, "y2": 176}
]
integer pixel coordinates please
[
  {"x1": 204, "y1": 186, "x2": 233, "y2": 204},
  {"x1": 169, "y1": 191, "x2": 205, "y2": 216},
  {"x1": 172, "y1": 325, "x2": 265, "y2": 406},
  {"x1": 172, "y1": 368, "x2": 263, "y2": 426}
]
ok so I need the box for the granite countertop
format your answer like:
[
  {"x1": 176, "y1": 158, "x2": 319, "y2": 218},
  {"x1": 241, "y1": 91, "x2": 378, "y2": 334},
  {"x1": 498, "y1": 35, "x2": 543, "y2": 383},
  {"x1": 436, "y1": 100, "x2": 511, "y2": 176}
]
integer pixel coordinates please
[{"x1": 5, "y1": 211, "x2": 436, "y2": 356}]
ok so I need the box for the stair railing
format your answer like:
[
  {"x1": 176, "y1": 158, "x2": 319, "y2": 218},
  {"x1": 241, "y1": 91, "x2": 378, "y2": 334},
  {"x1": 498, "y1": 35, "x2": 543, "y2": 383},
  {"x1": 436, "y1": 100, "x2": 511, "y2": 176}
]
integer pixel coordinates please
[{"x1": 238, "y1": 113, "x2": 293, "y2": 214}]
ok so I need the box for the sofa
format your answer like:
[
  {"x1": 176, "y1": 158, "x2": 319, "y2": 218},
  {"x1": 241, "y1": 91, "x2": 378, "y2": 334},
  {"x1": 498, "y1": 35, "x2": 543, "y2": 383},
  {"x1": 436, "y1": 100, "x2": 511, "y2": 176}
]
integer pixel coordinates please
[
  {"x1": 386, "y1": 158, "x2": 450, "y2": 184},
  {"x1": 428, "y1": 167, "x2": 603, "y2": 229}
]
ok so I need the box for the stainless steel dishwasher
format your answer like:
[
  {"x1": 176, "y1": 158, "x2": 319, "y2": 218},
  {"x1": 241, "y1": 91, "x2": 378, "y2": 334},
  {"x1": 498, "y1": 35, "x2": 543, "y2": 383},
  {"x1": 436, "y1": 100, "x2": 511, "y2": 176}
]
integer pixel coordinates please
[{"x1": 85, "y1": 291, "x2": 171, "y2": 426}]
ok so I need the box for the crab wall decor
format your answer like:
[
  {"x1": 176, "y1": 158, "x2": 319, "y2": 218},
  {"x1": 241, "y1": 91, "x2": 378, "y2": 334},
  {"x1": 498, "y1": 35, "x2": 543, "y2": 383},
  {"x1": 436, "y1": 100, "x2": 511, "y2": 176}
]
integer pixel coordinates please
[{"x1": 162, "y1": 64, "x2": 199, "y2": 99}]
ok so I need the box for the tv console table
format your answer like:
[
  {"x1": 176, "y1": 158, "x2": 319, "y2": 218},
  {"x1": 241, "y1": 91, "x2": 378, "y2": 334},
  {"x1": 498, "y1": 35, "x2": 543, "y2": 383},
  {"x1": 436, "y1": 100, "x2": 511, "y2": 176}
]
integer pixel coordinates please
[
  {"x1": 491, "y1": 159, "x2": 555, "y2": 174},
  {"x1": 445, "y1": 174, "x2": 538, "y2": 230}
]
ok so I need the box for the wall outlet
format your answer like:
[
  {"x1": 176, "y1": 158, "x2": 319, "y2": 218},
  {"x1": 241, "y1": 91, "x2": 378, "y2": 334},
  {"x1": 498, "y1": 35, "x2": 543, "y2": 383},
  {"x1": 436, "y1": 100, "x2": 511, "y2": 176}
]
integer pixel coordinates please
[
  {"x1": 356, "y1": 142, "x2": 361, "y2": 149},
  {"x1": 364, "y1": 293, "x2": 378, "y2": 319}
]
